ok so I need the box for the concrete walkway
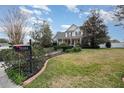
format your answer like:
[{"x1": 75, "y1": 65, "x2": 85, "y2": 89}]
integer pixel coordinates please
[{"x1": 0, "y1": 62, "x2": 22, "y2": 88}]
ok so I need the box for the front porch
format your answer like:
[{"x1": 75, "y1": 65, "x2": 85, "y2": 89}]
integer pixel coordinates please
[{"x1": 63, "y1": 38, "x2": 82, "y2": 46}]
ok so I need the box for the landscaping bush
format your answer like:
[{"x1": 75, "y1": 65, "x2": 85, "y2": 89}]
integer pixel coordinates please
[
  {"x1": 44, "y1": 47, "x2": 55, "y2": 53},
  {"x1": 1, "y1": 47, "x2": 46, "y2": 84},
  {"x1": 106, "y1": 41, "x2": 111, "y2": 48},
  {"x1": 65, "y1": 46, "x2": 81, "y2": 53},
  {"x1": 73, "y1": 46, "x2": 82, "y2": 52},
  {"x1": 0, "y1": 49, "x2": 19, "y2": 67},
  {"x1": 65, "y1": 49, "x2": 73, "y2": 53},
  {"x1": 53, "y1": 46, "x2": 58, "y2": 51},
  {"x1": 0, "y1": 51, "x2": 3, "y2": 61},
  {"x1": 58, "y1": 43, "x2": 73, "y2": 52}
]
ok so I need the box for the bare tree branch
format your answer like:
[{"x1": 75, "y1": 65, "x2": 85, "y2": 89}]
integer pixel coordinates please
[{"x1": 0, "y1": 8, "x2": 28, "y2": 44}]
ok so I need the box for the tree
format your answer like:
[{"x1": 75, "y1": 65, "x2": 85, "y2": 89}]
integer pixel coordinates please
[
  {"x1": 81, "y1": 10, "x2": 110, "y2": 48},
  {"x1": 114, "y1": 5, "x2": 124, "y2": 28},
  {"x1": 0, "y1": 8, "x2": 28, "y2": 44},
  {"x1": 41, "y1": 22, "x2": 52, "y2": 47},
  {"x1": 31, "y1": 20, "x2": 52, "y2": 47},
  {"x1": 31, "y1": 18, "x2": 44, "y2": 47},
  {"x1": 0, "y1": 38, "x2": 8, "y2": 43}
]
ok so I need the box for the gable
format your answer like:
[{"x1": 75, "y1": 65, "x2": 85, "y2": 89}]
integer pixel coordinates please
[{"x1": 65, "y1": 24, "x2": 78, "y2": 32}]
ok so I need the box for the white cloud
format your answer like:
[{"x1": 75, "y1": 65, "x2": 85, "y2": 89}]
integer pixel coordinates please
[
  {"x1": 65, "y1": 5, "x2": 79, "y2": 13},
  {"x1": 19, "y1": 6, "x2": 33, "y2": 15},
  {"x1": 24, "y1": 26, "x2": 33, "y2": 34},
  {"x1": 61, "y1": 25, "x2": 71, "y2": 31},
  {"x1": 47, "y1": 18, "x2": 53, "y2": 23},
  {"x1": 30, "y1": 17, "x2": 43, "y2": 24},
  {"x1": 99, "y1": 9, "x2": 115, "y2": 23},
  {"x1": 83, "y1": 11, "x2": 90, "y2": 15},
  {"x1": 33, "y1": 9, "x2": 42, "y2": 15},
  {"x1": 32, "y1": 5, "x2": 51, "y2": 12},
  {"x1": 83, "y1": 9, "x2": 115, "y2": 24}
]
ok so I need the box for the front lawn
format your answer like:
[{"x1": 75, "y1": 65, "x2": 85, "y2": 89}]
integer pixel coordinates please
[{"x1": 25, "y1": 49, "x2": 124, "y2": 88}]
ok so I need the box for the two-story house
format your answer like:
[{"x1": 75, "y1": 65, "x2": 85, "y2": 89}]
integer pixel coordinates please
[{"x1": 54, "y1": 24, "x2": 83, "y2": 46}]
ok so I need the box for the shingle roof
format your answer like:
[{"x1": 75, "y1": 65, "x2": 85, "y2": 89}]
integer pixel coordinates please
[
  {"x1": 54, "y1": 32, "x2": 65, "y2": 39},
  {"x1": 54, "y1": 24, "x2": 82, "y2": 40},
  {"x1": 65, "y1": 24, "x2": 78, "y2": 32}
]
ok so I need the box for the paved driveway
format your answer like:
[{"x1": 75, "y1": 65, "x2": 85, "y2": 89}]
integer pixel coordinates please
[{"x1": 0, "y1": 62, "x2": 22, "y2": 88}]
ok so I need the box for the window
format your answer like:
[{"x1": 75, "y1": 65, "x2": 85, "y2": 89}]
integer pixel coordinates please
[
  {"x1": 79, "y1": 32, "x2": 81, "y2": 35},
  {"x1": 75, "y1": 32, "x2": 77, "y2": 36},
  {"x1": 72, "y1": 32, "x2": 75, "y2": 36},
  {"x1": 65, "y1": 33, "x2": 67, "y2": 37},
  {"x1": 69, "y1": 32, "x2": 71, "y2": 37}
]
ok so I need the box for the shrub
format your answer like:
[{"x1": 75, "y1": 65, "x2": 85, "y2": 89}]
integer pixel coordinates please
[
  {"x1": 65, "y1": 49, "x2": 73, "y2": 53},
  {"x1": 53, "y1": 46, "x2": 58, "y2": 51},
  {"x1": 106, "y1": 41, "x2": 111, "y2": 48},
  {"x1": 0, "y1": 51, "x2": 3, "y2": 61},
  {"x1": 0, "y1": 49, "x2": 19, "y2": 67},
  {"x1": 75, "y1": 43, "x2": 81, "y2": 47},
  {"x1": 59, "y1": 43, "x2": 73, "y2": 52},
  {"x1": 65, "y1": 46, "x2": 81, "y2": 53},
  {"x1": 72, "y1": 46, "x2": 82, "y2": 52}
]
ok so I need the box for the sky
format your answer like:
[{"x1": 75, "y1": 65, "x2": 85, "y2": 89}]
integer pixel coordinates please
[{"x1": 0, "y1": 5, "x2": 124, "y2": 43}]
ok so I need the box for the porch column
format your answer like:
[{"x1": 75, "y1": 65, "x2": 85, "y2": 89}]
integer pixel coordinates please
[
  {"x1": 70, "y1": 38, "x2": 72, "y2": 46},
  {"x1": 62, "y1": 39, "x2": 64, "y2": 43},
  {"x1": 57, "y1": 39, "x2": 59, "y2": 45},
  {"x1": 74, "y1": 40, "x2": 76, "y2": 47},
  {"x1": 80, "y1": 38, "x2": 82, "y2": 45}
]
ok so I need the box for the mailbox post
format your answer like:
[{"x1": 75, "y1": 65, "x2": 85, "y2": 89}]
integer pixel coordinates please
[
  {"x1": 29, "y1": 39, "x2": 32, "y2": 73},
  {"x1": 13, "y1": 39, "x2": 33, "y2": 74}
]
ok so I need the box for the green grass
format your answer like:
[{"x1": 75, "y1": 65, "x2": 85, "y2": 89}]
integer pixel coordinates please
[{"x1": 25, "y1": 49, "x2": 124, "y2": 88}]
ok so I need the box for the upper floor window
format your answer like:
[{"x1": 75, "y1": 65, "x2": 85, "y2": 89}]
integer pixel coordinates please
[
  {"x1": 65, "y1": 33, "x2": 67, "y2": 37},
  {"x1": 79, "y1": 32, "x2": 81, "y2": 35},
  {"x1": 75, "y1": 32, "x2": 77, "y2": 36},
  {"x1": 72, "y1": 32, "x2": 75, "y2": 36}
]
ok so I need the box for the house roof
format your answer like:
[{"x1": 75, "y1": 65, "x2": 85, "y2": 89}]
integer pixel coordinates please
[
  {"x1": 54, "y1": 24, "x2": 83, "y2": 40},
  {"x1": 65, "y1": 24, "x2": 78, "y2": 32},
  {"x1": 54, "y1": 32, "x2": 65, "y2": 39}
]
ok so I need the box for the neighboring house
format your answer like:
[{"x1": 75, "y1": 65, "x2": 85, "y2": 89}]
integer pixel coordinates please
[{"x1": 54, "y1": 24, "x2": 83, "y2": 46}]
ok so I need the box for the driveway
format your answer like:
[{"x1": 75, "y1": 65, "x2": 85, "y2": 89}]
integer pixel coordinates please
[{"x1": 0, "y1": 62, "x2": 22, "y2": 88}]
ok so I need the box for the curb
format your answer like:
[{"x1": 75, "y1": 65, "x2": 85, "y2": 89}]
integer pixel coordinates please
[
  {"x1": 23, "y1": 59, "x2": 49, "y2": 86},
  {"x1": 22, "y1": 51, "x2": 63, "y2": 86}
]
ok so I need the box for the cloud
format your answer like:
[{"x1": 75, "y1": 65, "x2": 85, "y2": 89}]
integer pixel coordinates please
[
  {"x1": 83, "y1": 9, "x2": 115, "y2": 24},
  {"x1": 32, "y1": 5, "x2": 51, "y2": 12},
  {"x1": 19, "y1": 6, "x2": 33, "y2": 15},
  {"x1": 19, "y1": 5, "x2": 51, "y2": 16},
  {"x1": 33, "y1": 9, "x2": 42, "y2": 15},
  {"x1": 31, "y1": 5, "x2": 51, "y2": 15},
  {"x1": 65, "y1": 5, "x2": 79, "y2": 13},
  {"x1": 99, "y1": 9, "x2": 115, "y2": 23},
  {"x1": 47, "y1": 18, "x2": 53, "y2": 23},
  {"x1": 24, "y1": 26, "x2": 33, "y2": 34},
  {"x1": 61, "y1": 25, "x2": 71, "y2": 31},
  {"x1": 30, "y1": 17, "x2": 43, "y2": 24}
]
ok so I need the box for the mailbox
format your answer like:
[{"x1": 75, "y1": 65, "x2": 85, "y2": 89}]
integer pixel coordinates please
[{"x1": 13, "y1": 44, "x2": 31, "y2": 52}]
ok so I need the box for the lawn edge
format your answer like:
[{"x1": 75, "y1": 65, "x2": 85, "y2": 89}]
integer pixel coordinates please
[
  {"x1": 22, "y1": 59, "x2": 49, "y2": 86},
  {"x1": 22, "y1": 53, "x2": 63, "y2": 87}
]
